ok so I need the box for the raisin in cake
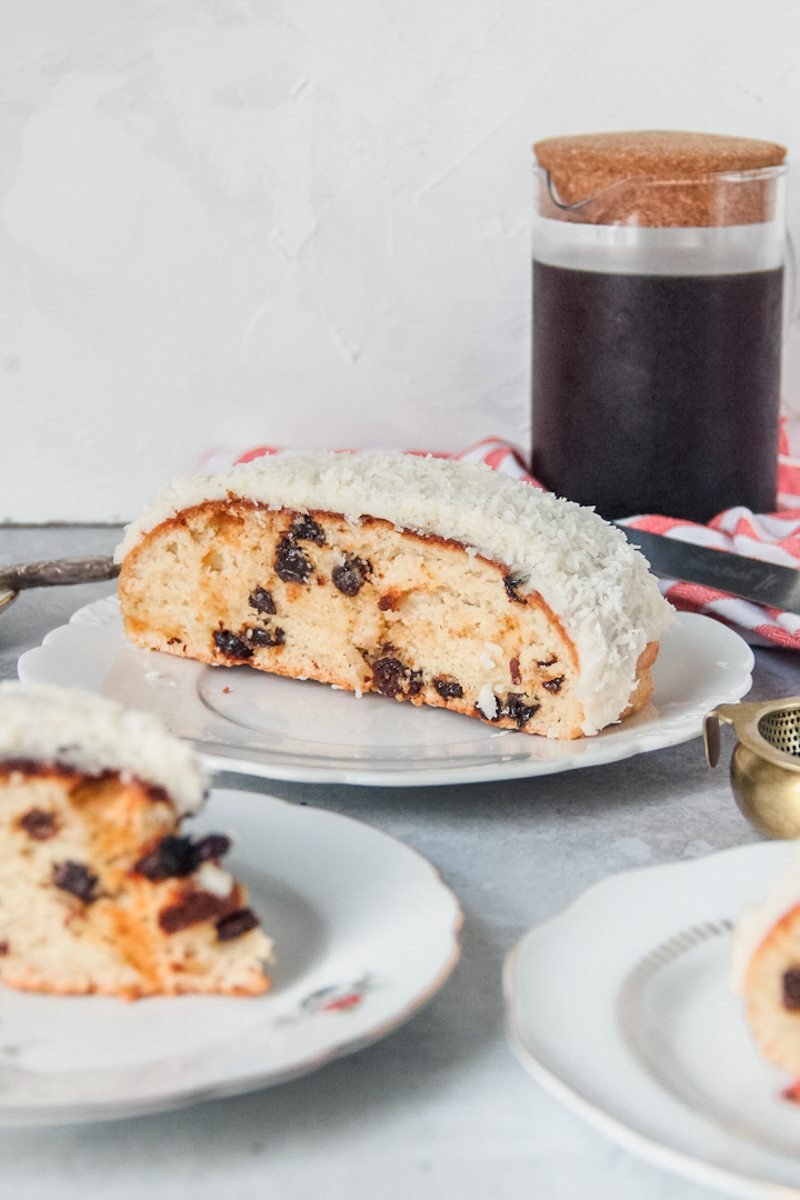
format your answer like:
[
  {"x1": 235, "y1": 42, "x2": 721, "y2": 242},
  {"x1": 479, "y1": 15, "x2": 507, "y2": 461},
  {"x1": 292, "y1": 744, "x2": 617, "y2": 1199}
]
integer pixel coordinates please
[
  {"x1": 732, "y1": 846, "x2": 800, "y2": 1081},
  {"x1": 116, "y1": 452, "x2": 673, "y2": 739},
  {"x1": 0, "y1": 682, "x2": 271, "y2": 998}
]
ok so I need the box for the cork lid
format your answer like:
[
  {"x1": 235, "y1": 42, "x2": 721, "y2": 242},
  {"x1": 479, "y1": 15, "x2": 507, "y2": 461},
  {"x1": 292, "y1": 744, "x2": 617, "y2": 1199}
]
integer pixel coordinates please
[{"x1": 533, "y1": 130, "x2": 786, "y2": 226}]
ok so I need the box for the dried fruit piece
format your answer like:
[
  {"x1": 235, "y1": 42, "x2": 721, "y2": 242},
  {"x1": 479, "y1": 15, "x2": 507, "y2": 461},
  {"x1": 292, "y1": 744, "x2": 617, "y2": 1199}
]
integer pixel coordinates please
[
  {"x1": 158, "y1": 891, "x2": 232, "y2": 934},
  {"x1": 291, "y1": 515, "x2": 326, "y2": 544},
  {"x1": 332, "y1": 555, "x2": 370, "y2": 597},
  {"x1": 433, "y1": 678, "x2": 463, "y2": 700},
  {"x1": 213, "y1": 630, "x2": 253, "y2": 659},
  {"x1": 53, "y1": 860, "x2": 99, "y2": 904},
  {"x1": 509, "y1": 657, "x2": 521, "y2": 685},
  {"x1": 244, "y1": 625, "x2": 286, "y2": 648},
  {"x1": 500, "y1": 694, "x2": 540, "y2": 729},
  {"x1": 542, "y1": 675, "x2": 564, "y2": 694},
  {"x1": 372, "y1": 657, "x2": 408, "y2": 698},
  {"x1": 19, "y1": 808, "x2": 58, "y2": 840},
  {"x1": 135, "y1": 833, "x2": 232, "y2": 880},
  {"x1": 135, "y1": 835, "x2": 195, "y2": 880},
  {"x1": 783, "y1": 969, "x2": 800, "y2": 1010},
  {"x1": 216, "y1": 908, "x2": 260, "y2": 942},
  {"x1": 248, "y1": 586, "x2": 277, "y2": 615},
  {"x1": 504, "y1": 574, "x2": 527, "y2": 604},
  {"x1": 192, "y1": 834, "x2": 232, "y2": 865},
  {"x1": 275, "y1": 537, "x2": 312, "y2": 583}
]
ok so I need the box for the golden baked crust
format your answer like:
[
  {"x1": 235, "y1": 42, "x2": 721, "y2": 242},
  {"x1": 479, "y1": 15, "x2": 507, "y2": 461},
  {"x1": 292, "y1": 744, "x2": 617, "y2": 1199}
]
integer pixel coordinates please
[{"x1": 119, "y1": 500, "x2": 657, "y2": 740}]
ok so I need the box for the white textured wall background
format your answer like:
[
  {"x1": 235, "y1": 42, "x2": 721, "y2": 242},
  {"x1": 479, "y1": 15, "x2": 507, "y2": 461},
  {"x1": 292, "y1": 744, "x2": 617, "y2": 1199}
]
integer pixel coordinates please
[{"x1": 3, "y1": 0, "x2": 800, "y2": 521}]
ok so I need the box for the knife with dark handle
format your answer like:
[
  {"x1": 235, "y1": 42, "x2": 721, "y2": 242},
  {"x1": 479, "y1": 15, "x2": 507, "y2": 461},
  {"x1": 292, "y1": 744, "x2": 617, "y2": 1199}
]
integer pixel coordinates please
[
  {"x1": 616, "y1": 524, "x2": 800, "y2": 617},
  {"x1": 0, "y1": 556, "x2": 119, "y2": 593}
]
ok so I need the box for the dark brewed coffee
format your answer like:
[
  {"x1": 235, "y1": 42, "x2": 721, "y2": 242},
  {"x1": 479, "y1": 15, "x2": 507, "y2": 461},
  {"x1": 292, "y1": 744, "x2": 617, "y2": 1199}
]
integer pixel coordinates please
[{"x1": 532, "y1": 262, "x2": 783, "y2": 522}]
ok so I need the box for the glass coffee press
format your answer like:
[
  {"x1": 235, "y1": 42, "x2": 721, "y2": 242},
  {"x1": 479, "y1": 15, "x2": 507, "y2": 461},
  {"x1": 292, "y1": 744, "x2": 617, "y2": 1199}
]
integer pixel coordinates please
[{"x1": 531, "y1": 131, "x2": 787, "y2": 522}]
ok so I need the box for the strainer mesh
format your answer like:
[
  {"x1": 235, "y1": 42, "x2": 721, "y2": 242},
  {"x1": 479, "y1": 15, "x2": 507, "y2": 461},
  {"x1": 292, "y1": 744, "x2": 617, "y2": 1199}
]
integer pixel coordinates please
[{"x1": 759, "y1": 709, "x2": 800, "y2": 758}]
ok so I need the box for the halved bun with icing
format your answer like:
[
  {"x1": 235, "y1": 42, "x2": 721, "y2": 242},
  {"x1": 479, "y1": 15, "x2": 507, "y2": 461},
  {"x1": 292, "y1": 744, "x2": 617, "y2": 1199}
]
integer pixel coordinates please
[
  {"x1": 733, "y1": 847, "x2": 800, "y2": 1079},
  {"x1": 0, "y1": 683, "x2": 272, "y2": 999},
  {"x1": 116, "y1": 452, "x2": 672, "y2": 739}
]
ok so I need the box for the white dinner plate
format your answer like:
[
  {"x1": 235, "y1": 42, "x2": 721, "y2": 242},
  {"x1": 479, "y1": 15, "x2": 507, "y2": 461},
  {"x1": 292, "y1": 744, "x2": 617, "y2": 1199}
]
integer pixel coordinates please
[
  {"x1": 505, "y1": 841, "x2": 800, "y2": 1199},
  {"x1": 18, "y1": 599, "x2": 753, "y2": 787},
  {"x1": 0, "y1": 788, "x2": 461, "y2": 1125}
]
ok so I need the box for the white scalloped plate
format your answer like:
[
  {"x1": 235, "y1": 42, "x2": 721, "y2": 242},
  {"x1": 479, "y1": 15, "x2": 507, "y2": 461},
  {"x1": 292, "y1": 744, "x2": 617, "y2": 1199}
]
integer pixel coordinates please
[
  {"x1": 18, "y1": 600, "x2": 753, "y2": 786},
  {"x1": 505, "y1": 842, "x2": 800, "y2": 1199},
  {"x1": 0, "y1": 788, "x2": 461, "y2": 1125}
]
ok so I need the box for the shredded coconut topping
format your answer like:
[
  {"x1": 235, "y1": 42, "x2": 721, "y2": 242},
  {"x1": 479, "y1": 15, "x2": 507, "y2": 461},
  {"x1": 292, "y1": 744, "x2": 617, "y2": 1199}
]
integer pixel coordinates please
[
  {"x1": 476, "y1": 683, "x2": 499, "y2": 722},
  {"x1": 0, "y1": 683, "x2": 206, "y2": 814},
  {"x1": 116, "y1": 451, "x2": 673, "y2": 734}
]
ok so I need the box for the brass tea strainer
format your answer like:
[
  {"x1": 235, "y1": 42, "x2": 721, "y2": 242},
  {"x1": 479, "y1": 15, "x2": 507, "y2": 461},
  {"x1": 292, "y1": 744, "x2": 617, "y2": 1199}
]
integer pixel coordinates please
[{"x1": 705, "y1": 698, "x2": 800, "y2": 837}]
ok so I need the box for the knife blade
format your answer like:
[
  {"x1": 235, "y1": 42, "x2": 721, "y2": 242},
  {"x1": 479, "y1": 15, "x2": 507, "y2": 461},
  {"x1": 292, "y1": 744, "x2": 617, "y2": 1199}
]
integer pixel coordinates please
[{"x1": 615, "y1": 524, "x2": 800, "y2": 617}]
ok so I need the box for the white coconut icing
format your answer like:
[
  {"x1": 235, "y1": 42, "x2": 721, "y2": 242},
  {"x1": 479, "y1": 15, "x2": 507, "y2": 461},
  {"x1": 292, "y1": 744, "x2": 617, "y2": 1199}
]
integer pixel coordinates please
[
  {"x1": 731, "y1": 845, "x2": 800, "y2": 993},
  {"x1": 0, "y1": 683, "x2": 206, "y2": 815},
  {"x1": 115, "y1": 451, "x2": 674, "y2": 735}
]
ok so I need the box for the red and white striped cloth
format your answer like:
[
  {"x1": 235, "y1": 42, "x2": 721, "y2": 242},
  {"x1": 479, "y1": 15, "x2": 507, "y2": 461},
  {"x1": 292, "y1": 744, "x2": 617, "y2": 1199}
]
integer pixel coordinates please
[{"x1": 205, "y1": 417, "x2": 800, "y2": 651}]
